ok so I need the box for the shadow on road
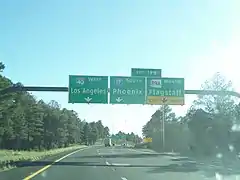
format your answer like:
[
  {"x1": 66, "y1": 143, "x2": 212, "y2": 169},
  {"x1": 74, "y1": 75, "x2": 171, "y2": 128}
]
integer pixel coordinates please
[
  {"x1": 147, "y1": 160, "x2": 240, "y2": 178},
  {"x1": 147, "y1": 162, "x2": 198, "y2": 173},
  {"x1": 155, "y1": 156, "x2": 240, "y2": 178},
  {"x1": 6, "y1": 156, "x2": 240, "y2": 179},
  {"x1": 14, "y1": 161, "x2": 102, "y2": 167},
  {"x1": 73, "y1": 152, "x2": 178, "y2": 159},
  {"x1": 13, "y1": 161, "x2": 175, "y2": 168}
]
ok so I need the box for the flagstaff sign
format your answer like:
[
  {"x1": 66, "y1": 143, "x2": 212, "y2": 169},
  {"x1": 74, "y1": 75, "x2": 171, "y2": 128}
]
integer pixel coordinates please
[{"x1": 147, "y1": 78, "x2": 184, "y2": 105}]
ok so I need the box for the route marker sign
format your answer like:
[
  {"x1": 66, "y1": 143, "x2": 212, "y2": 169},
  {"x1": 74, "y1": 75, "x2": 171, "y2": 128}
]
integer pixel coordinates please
[
  {"x1": 68, "y1": 75, "x2": 108, "y2": 104},
  {"x1": 131, "y1": 68, "x2": 162, "y2": 77},
  {"x1": 146, "y1": 77, "x2": 184, "y2": 105},
  {"x1": 110, "y1": 76, "x2": 146, "y2": 104}
]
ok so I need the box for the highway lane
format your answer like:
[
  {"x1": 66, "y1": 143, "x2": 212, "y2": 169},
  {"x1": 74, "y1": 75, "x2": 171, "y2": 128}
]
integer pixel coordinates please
[
  {"x1": 77, "y1": 146, "x2": 240, "y2": 180},
  {"x1": 111, "y1": 147, "x2": 240, "y2": 180},
  {"x1": 1, "y1": 145, "x2": 240, "y2": 180},
  {"x1": 29, "y1": 146, "x2": 118, "y2": 180},
  {"x1": 97, "y1": 146, "x2": 204, "y2": 180}
]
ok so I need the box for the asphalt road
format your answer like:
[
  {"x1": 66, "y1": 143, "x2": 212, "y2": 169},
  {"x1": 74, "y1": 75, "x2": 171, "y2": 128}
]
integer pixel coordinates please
[{"x1": 1, "y1": 145, "x2": 240, "y2": 180}]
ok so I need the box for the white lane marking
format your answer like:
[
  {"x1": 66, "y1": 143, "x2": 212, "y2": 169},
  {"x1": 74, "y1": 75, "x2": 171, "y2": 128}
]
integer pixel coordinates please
[
  {"x1": 106, "y1": 161, "x2": 111, "y2": 165},
  {"x1": 112, "y1": 163, "x2": 131, "y2": 166},
  {"x1": 215, "y1": 172, "x2": 223, "y2": 180},
  {"x1": 121, "y1": 177, "x2": 128, "y2": 180}
]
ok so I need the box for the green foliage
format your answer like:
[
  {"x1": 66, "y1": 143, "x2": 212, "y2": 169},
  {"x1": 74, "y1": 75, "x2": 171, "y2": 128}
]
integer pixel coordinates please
[
  {"x1": 0, "y1": 62, "x2": 5, "y2": 72},
  {"x1": 0, "y1": 62, "x2": 110, "y2": 150}
]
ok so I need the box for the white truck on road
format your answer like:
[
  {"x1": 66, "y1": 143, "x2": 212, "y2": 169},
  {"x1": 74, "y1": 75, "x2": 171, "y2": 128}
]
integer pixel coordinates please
[{"x1": 104, "y1": 138, "x2": 112, "y2": 147}]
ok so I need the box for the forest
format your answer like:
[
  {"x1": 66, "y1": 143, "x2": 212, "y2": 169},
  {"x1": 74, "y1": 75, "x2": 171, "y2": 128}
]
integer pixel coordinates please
[
  {"x1": 143, "y1": 72, "x2": 240, "y2": 157},
  {"x1": 0, "y1": 62, "x2": 110, "y2": 150}
]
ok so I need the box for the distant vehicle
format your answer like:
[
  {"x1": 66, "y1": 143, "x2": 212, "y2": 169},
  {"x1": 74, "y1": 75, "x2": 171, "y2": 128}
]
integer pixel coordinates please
[{"x1": 104, "y1": 138, "x2": 112, "y2": 147}]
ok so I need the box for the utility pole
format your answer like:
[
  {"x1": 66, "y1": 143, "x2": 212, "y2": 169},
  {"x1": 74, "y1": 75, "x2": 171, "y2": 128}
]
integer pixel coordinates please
[
  {"x1": 162, "y1": 97, "x2": 167, "y2": 152},
  {"x1": 125, "y1": 119, "x2": 127, "y2": 146}
]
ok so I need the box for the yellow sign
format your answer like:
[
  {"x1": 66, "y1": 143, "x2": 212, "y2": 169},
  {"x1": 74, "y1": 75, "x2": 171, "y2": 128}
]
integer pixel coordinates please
[
  {"x1": 147, "y1": 96, "x2": 184, "y2": 105},
  {"x1": 143, "y1": 137, "x2": 152, "y2": 143}
]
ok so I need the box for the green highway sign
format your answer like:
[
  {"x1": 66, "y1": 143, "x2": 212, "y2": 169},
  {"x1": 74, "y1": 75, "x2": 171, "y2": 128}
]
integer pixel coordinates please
[
  {"x1": 67, "y1": 73, "x2": 184, "y2": 105},
  {"x1": 131, "y1": 68, "x2": 162, "y2": 77},
  {"x1": 68, "y1": 75, "x2": 108, "y2": 104},
  {"x1": 146, "y1": 77, "x2": 184, "y2": 105},
  {"x1": 110, "y1": 76, "x2": 146, "y2": 104}
]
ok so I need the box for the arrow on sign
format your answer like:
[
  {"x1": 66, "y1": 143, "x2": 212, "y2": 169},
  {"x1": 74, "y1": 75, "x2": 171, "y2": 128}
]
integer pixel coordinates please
[
  {"x1": 116, "y1": 97, "x2": 123, "y2": 103},
  {"x1": 84, "y1": 97, "x2": 92, "y2": 103}
]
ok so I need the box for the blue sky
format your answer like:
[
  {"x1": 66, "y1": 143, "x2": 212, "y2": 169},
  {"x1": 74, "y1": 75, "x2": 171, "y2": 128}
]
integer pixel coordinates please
[{"x1": 1, "y1": 0, "x2": 240, "y2": 135}]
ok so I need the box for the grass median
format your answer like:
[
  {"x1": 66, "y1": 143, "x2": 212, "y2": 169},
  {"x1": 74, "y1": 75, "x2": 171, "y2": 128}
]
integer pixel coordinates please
[{"x1": 0, "y1": 145, "x2": 87, "y2": 171}]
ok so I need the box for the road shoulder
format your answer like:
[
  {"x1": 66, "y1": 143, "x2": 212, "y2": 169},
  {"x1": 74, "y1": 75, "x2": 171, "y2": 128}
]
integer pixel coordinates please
[{"x1": 0, "y1": 146, "x2": 89, "y2": 180}]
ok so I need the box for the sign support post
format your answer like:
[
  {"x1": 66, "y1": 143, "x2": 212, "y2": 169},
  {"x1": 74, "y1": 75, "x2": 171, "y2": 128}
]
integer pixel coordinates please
[{"x1": 162, "y1": 97, "x2": 167, "y2": 152}]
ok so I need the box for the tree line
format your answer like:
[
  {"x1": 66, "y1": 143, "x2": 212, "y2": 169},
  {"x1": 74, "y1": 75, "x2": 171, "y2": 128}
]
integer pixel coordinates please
[
  {"x1": 0, "y1": 62, "x2": 110, "y2": 150},
  {"x1": 142, "y1": 72, "x2": 240, "y2": 157}
]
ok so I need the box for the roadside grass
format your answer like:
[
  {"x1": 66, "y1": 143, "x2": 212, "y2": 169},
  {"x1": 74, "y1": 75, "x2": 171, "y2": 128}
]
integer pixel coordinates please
[{"x1": 0, "y1": 145, "x2": 87, "y2": 171}]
